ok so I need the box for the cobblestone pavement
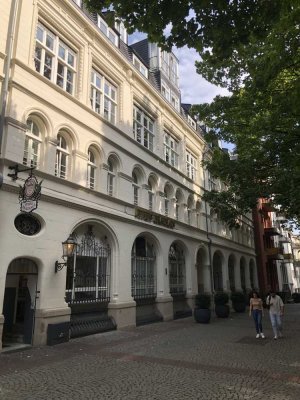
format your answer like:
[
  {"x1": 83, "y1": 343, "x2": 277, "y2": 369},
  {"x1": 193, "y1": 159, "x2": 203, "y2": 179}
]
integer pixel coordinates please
[{"x1": 0, "y1": 304, "x2": 300, "y2": 400}]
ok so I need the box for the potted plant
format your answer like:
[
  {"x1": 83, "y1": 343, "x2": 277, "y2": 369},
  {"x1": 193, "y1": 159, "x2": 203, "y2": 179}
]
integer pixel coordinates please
[
  {"x1": 194, "y1": 294, "x2": 211, "y2": 323},
  {"x1": 214, "y1": 292, "x2": 230, "y2": 318},
  {"x1": 230, "y1": 291, "x2": 246, "y2": 313}
]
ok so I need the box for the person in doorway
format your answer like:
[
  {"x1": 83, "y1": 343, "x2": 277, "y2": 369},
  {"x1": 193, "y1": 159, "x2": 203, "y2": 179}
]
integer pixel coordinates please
[
  {"x1": 266, "y1": 291, "x2": 284, "y2": 340},
  {"x1": 249, "y1": 291, "x2": 265, "y2": 338}
]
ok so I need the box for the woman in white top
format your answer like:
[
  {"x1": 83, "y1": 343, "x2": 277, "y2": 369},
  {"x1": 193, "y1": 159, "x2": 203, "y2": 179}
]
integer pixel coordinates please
[{"x1": 249, "y1": 291, "x2": 265, "y2": 338}]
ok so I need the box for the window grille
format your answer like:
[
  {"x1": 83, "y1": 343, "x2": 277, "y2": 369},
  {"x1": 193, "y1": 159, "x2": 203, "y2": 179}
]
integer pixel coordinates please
[
  {"x1": 65, "y1": 226, "x2": 111, "y2": 305},
  {"x1": 169, "y1": 244, "x2": 185, "y2": 295},
  {"x1": 131, "y1": 237, "x2": 156, "y2": 300}
]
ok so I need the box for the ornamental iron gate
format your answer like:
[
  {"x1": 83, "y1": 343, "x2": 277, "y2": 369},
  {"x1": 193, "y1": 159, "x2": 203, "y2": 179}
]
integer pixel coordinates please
[
  {"x1": 169, "y1": 244, "x2": 186, "y2": 295},
  {"x1": 66, "y1": 226, "x2": 111, "y2": 305},
  {"x1": 131, "y1": 237, "x2": 156, "y2": 300}
]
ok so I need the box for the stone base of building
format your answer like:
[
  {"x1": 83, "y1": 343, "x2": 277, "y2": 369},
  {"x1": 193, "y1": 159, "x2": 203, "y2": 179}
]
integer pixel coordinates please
[
  {"x1": 33, "y1": 307, "x2": 71, "y2": 346},
  {"x1": 156, "y1": 296, "x2": 174, "y2": 321},
  {"x1": 108, "y1": 301, "x2": 136, "y2": 329}
]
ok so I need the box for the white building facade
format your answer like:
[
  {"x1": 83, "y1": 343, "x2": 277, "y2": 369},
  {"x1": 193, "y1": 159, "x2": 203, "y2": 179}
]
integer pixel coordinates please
[{"x1": 0, "y1": 0, "x2": 257, "y2": 350}]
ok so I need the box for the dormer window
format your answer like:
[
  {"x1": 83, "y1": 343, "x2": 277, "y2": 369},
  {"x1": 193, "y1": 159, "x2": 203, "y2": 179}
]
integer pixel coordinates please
[
  {"x1": 133, "y1": 55, "x2": 148, "y2": 78},
  {"x1": 97, "y1": 15, "x2": 118, "y2": 46},
  {"x1": 188, "y1": 115, "x2": 197, "y2": 129},
  {"x1": 115, "y1": 21, "x2": 127, "y2": 44}
]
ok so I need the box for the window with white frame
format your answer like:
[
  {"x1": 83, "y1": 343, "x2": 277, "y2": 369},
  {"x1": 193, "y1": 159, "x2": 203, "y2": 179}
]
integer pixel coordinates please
[
  {"x1": 132, "y1": 171, "x2": 139, "y2": 206},
  {"x1": 188, "y1": 115, "x2": 197, "y2": 129},
  {"x1": 55, "y1": 134, "x2": 69, "y2": 179},
  {"x1": 115, "y1": 21, "x2": 127, "y2": 44},
  {"x1": 133, "y1": 55, "x2": 148, "y2": 78},
  {"x1": 171, "y1": 91, "x2": 180, "y2": 111},
  {"x1": 148, "y1": 179, "x2": 154, "y2": 211},
  {"x1": 23, "y1": 119, "x2": 42, "y2": 168},
  {"x1": 187, "y1": 196, "x2": 193, "y2": 225},
  {"x1": 91, "y1": 69, "x2": 117, "y2": 124},
  {"x1": 35, "y1": 23, "x2": 76, "y2": 95},
  {"x1": 169, "y1": 55, "x2": 178, "y2": 86},
  {"x1": 97, "y1": 15, "x2": 118, "y2": 46},
  {"x1": 161, "y1": 81, "x2": 170, "y2": 102},
  {"x1": 208, "y1": 171, "x2": 217, "y2": 191},
  {"x1": 87, "y1": 148, "x2": 96, "y2": 189},
  {"x1": 107, "y1": 156, "x2": 116, "y2": 196},
  {"x1": 186, "y1": 151, "x2": 197, "y2": 180},
  {"x1": 133, "y1": 106, "x2": 154, "y2": 151},
  {"x1": 164, "y1": 132, "x2": 179, "y2": 168}
]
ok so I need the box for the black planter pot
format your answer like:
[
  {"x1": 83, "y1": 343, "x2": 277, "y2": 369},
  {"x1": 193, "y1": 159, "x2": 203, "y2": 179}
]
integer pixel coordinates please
[
  {"x1": 194, "y1": 308, "x2": 211, "y2": 323},
  {"x1": 232, "y1": 302, "x2": 246, "y2": 313},
  {"x1": 215, "y1": 304, "x2": 230, "y2": 318}
]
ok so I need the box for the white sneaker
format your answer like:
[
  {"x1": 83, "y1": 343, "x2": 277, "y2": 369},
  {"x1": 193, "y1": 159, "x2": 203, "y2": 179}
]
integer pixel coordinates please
[
  {"x1": 273, "y1": 336, "x2": 278, "y2": 340},
  {"x1": 260, "y1": 333, "x2": 265, "y2": 339},
  {"x1": 256, "y1": 334, "x2": 260, "y2": 339}
]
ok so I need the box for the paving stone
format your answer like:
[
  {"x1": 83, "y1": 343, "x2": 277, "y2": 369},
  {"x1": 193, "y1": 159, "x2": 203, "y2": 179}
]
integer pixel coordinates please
[{"x1": 0, "y1": 305, "x2": 300, "y2": 399}]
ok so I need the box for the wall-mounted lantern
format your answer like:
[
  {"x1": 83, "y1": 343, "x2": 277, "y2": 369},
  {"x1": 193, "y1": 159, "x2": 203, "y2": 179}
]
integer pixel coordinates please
[{"x1": 55, "y1": 234, "x2": 77, "y2": 273}]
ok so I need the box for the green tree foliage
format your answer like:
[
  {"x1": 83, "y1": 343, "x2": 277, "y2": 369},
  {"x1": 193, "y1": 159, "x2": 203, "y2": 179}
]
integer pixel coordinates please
[{"x1": 84, "y1": 0, "x2": 300, "y2": 226}]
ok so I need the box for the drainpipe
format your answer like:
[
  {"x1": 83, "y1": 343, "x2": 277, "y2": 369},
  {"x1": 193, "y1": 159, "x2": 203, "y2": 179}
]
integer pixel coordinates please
[{"x1": 0, "y1": 0, "x2": 19, "y2": 159}]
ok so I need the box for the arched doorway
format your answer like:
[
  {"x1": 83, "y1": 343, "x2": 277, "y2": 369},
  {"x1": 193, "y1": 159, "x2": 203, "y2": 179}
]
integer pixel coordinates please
[
  {"x1": 131, "y1": 234, "x2": 161, "y2": 325},
  {"x1": 2, "y1": 258, "x2": 38, "y2": 348},
  {"x1": 213, "y1": 252, "x2": 223, "y2": 291},
  {"x1": 66, "y1": 224, "x2": 115, "y2": 338},
  {"x1": 169, "y1": 242, "x2": 191, "y2": 319},
  {"x1": 240, "y1": 257, "x2": 246, "y2": 292},
  {"x1": 228, "y1": 255, "x2": 235, "y2": 292},
  {"x1": 196, "y1": 246, "x2": 208, "y2": 294},
  {"x1": 249, "y1": 259, "x2": 256, "y2": 290}
]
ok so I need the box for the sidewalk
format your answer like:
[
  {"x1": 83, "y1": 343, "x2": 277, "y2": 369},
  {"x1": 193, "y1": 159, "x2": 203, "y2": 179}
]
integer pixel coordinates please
[{"x1": 0, "y1": 304, "x2": 299, "y2": 399}]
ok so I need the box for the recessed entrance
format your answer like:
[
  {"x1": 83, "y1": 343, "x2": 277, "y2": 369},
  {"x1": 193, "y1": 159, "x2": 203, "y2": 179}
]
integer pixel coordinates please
[{"x1": 2, "y1": 258, "x2": 38, "y2": 351}]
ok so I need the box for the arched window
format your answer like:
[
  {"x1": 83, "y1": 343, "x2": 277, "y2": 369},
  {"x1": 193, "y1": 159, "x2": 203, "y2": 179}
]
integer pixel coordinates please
[
  {"x1": 148, "y1": 178, "x2": 154, "y2": 211},
  {"x1": 187, "y1": 195, "x2": 194, "y2": 225},
  {"x1": 65, "y1": 225, "x2": 111, "y2": 305},
  {"x1": 213, "y1": 252, "x2": 223, "y2": 291},
  {"x1": 240, "y1": 258, "x2": 246, "y2": 292},
  {"x1": 132, "y1": 170, "x2": 139, "y2": 206},
  {"x1": 169, "y1": 243, "x2": 186, "y2": 295},
  {"x1": 131, "y1": 236, "x2": 156, "y2": 300},
  {"x1": 107, "y1": 156, "x2": 116, "y2": 196},
  {"x1": 196, "y1": 201, "x2": 201, "y2": 228},
  {"x1": 175, "y1": 189, "x2": 183, "y2": 221},
  {"x1": 228, "y1": 255, "x2": 235, "y2": 292},
  {"x1": 164, "y1": 183, "x2": 172, "y2": 217},
  {"x1": 87, "y1": 148, "x2": 96, "y2": 189},
  {"x1": 55, "y1": 133, "x2": 70, "y2": 179},
  {"x1": 23, "y1": 118, "x2": 42, "y2": 168}
]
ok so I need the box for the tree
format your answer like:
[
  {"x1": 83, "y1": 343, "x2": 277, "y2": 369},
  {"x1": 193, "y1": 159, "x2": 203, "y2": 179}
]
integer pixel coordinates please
[{"x1": 84, "y1": 0, "x2": 300, "y2": 226}]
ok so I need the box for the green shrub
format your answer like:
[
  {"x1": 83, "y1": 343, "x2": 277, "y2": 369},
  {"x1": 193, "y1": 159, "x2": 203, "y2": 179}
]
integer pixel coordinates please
[
  {"x1": 214, "y1": 292, "x2": 229, "y2": 305},
  {"x1": 195, "y1": 294, "x2": 211, "y2": 309},
  {"x1": 230, "y1": 291, "x2": 246, "y2": 304}
]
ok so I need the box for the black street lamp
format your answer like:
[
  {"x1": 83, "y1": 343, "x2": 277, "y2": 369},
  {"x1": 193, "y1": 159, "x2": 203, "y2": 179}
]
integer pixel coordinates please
[{"x1": 55, "y1": 234, "x2": 77, "y2": 272}]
